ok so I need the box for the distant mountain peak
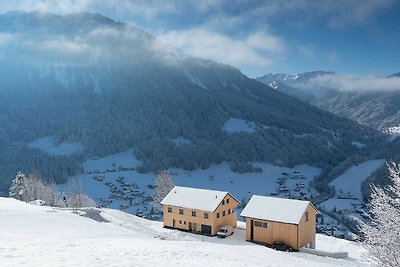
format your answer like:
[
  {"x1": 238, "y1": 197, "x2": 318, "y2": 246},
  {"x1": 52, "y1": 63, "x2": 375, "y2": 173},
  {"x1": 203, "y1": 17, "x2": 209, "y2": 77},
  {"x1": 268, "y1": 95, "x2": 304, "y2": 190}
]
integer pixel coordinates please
[{"x1": 388, "y1": 72, "x2": 400, "y2": 78}]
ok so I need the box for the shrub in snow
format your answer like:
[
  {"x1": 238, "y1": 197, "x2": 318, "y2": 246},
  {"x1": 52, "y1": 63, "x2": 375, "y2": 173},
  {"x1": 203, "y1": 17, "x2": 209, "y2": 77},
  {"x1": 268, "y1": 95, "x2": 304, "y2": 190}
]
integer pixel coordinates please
[{"x1": 360, "y1": 162, "x2": 400, "y2": 267}]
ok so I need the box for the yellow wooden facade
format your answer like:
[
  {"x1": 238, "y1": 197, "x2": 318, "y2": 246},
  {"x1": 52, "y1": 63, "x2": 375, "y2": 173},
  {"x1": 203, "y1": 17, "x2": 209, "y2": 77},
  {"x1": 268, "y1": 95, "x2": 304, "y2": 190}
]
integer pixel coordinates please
[
  {"x1": 244, "y1": 203, "x2": 317, "y2": 250},
  {"x1": 163, "y1": 194, "x2": 239, "y2": 236}
]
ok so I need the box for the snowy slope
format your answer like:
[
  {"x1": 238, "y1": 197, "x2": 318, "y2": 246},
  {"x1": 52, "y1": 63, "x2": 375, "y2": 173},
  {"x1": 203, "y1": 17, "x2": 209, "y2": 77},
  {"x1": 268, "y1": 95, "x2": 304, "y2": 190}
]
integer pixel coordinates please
[
  {"x1": 0, "y1": 197, "x2": 370, "y2": 267},
  {"x1": 66, "y1": 150, "x2": 320, "y2": 218},
  {"x1": 28, "y1": 136, "x2": 83, "y2": 156},
  {"x1": 329, "y1": 159, "x2": 385, "y2": 199}
]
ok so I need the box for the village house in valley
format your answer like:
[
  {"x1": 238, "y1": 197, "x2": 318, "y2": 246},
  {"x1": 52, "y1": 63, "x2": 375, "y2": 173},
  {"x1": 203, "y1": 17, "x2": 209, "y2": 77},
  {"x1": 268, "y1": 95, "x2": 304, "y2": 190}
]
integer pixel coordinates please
[
  {"x1": 240, "y1": 195, "x2": 318, "y2": 250},
  {"x1": 160, "y1": 186, "x2": 240, "y2": 236}
]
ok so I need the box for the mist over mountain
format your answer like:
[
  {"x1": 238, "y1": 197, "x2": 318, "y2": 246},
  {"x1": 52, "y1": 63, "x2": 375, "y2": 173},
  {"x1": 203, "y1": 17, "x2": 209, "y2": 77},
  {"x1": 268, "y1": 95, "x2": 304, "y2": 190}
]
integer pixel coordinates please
[
  {"x1": 257, "y1": 71, "x2": 400, "y2": 130},
  {"x1": 0, "y1": 11, "x2": 385, "y2": 195}
]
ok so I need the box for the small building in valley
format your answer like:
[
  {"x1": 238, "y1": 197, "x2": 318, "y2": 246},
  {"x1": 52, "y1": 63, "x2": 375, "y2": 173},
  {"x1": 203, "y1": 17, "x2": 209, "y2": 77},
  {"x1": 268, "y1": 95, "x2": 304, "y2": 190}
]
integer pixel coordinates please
[
  {"x1": 161, "y1": 186, "x2": 240, "y2": 236},
  {"x1": 240, "y1": 195, "x2": 318, "y2": 250}
]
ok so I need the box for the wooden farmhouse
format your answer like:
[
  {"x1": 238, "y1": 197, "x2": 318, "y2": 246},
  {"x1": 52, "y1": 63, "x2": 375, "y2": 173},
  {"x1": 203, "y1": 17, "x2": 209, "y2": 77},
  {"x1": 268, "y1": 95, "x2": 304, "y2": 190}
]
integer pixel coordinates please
[
  {"x1": 161, "y1": 186, "x2": 240, "y2": 236},
  {"x1": 240, "y1": 195, "x2": 318, "y2": 250}
]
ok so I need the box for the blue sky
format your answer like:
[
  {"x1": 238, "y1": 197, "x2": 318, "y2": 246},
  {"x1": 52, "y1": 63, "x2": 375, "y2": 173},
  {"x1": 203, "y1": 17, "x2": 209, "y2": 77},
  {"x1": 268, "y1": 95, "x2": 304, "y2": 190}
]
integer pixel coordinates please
[{"x1": 1, "y1": 0, "x2": 399, "y2": 78}]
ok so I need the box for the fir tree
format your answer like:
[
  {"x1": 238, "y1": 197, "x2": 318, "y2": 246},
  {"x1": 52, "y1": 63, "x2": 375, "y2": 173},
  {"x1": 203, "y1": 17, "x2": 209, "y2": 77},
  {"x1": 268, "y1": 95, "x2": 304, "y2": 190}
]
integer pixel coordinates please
[
  {"x1": 360, "y1": 162, "x2": 400, "y2": 267},
  {"x1": 9, "y1": 172, "x2": 27, "y2": 201}
]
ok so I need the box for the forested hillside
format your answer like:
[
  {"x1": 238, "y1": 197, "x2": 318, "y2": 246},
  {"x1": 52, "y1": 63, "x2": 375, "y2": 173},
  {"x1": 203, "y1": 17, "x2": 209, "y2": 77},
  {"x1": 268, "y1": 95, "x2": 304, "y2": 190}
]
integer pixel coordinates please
[{"x1": 0, "y1": 11, "x2": 385, "y2": 195}]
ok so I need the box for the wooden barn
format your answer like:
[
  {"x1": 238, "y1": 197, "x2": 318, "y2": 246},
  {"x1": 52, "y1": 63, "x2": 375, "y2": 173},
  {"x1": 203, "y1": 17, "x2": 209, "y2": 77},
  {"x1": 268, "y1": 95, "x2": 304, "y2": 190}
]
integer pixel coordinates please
[
  {"x1": 240, "y1": 195, "x2": 318, "y2": 250},
  {"x1": 161, "y1": 186, "x2": 240, "y2": 236}
]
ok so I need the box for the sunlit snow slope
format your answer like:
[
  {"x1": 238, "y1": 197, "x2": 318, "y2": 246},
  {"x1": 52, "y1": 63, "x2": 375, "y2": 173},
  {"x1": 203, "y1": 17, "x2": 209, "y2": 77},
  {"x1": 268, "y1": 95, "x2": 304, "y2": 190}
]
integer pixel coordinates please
[{"x1": 0, "y1": 198, "x2": 370, "y2": 267}]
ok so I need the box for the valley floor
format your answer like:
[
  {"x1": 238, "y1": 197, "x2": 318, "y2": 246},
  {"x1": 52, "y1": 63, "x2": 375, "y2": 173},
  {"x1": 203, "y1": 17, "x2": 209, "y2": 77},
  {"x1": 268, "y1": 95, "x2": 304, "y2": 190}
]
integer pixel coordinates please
[{"x1": 0, "y1": 198, "x2": 370, "y2": 267}]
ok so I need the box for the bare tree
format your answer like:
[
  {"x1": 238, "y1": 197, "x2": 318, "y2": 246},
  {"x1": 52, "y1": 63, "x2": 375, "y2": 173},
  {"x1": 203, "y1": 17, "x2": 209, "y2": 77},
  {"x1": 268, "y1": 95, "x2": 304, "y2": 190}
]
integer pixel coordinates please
[
  {"x1": 360, "y1": 162, "x2": 400, "y2": 267},
  {"x1": 68, "y1": 177, "x2": 83, "y2": 213},
  {"x1": 25, "y1": 171, "x2": 44, "y2": 202},
  {"x1": 68, "y1": 177, "x2": 95, "y2": 212},
  {"x1": 153, "y1": 170, "x2": 175, "y2": 213},
  {"x1": 43, "y1": 180, "x2": 62, "y2": 207}
]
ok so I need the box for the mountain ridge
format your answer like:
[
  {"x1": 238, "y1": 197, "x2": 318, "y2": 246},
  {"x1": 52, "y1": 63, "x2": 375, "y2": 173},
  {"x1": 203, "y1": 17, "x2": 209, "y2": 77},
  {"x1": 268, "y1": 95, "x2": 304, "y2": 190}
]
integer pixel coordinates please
[
  {"x1": 256, "y1": 71, "x2": 400, "y2": 130},
  {"x1": 0, "y1": 11, "x2": 384, "y2": 195}
]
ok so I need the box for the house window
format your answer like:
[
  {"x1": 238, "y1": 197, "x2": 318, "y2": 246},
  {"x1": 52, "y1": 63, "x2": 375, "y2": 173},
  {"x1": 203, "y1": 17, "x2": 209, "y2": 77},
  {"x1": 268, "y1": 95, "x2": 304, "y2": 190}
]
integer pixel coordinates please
[
  {"x1": 254, "y1": 221, "x2": 268, "y2": 228},
  {"x1": 226, "y1": 198, "x2": 230, "y2": 204},
  {"x1": 184, "y1": 221, "x2": 186, "y2": 225},
  {"x1": 305, "y1": 211, "x2": 309, "y2": 222},
  {"x1": 179, "y1": 220, "x2": 182, "y2": 224},
  {"x1": 179, "y1": 209, "x2": 184, "y2": 215},
  {"x1": 192, "y1": 211, "x2": 196, "y2": 217},
  {"x1": 228, "y1": 209, "x2": 231, "y2": 214},
  {"x1": 204, "y1": 213, "x2": 209, "y2": 219},
  {"x1": 222, "y1": 210, "x2": 226, "y2": 216},
  {"x1": 217, "y1": 212, "x2": 220, "y2": 218},
  {"x1": 222, "y1": 200, "x2": 225, "y2": 205},
  {"x1": 168, "y1": 207, "x2": 172, "y2": 213}
]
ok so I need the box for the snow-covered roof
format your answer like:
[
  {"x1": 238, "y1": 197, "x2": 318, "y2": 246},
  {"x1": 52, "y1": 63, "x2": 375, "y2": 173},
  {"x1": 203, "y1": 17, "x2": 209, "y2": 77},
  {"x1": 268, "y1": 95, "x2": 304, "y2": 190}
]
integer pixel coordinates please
[
  {"x1": 240, "y1": 195, "x2": 316, "y2": 225},
  {"x1": 161, "y1": 186, "x2": 238, "y2": 212}
]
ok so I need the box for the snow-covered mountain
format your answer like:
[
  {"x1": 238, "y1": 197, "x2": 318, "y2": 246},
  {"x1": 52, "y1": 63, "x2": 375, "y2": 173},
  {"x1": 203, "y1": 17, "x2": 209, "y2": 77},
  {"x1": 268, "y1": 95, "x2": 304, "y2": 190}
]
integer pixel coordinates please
[
  {"x1": 257, "y1": 71, "x2": 400, "y2": 130},
  {"x1": 256, "y1": 71, "x2": 336, "y2": 101},
  {"x1": 0, "y1": 197, "x2": 369, "y2": 266},
  {"x1": 0, "y1": 11, "x2": 384, "y2": 195}
]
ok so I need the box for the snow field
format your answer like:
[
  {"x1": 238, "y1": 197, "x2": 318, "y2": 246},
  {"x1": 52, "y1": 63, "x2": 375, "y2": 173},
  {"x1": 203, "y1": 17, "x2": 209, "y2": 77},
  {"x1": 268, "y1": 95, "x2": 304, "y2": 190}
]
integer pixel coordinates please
[
  {"x1": 0, "y1": 198, "x2": 370, "y2": 267},
  {"x1": 67, "y1": 150, "x2": 320, "y2": 219},
  {"x1": 28, "y1": 136, "x2": 83, "y2": 156},
  {"x1": 329, "y1": 159, "x2": 385, "y2": 199}
]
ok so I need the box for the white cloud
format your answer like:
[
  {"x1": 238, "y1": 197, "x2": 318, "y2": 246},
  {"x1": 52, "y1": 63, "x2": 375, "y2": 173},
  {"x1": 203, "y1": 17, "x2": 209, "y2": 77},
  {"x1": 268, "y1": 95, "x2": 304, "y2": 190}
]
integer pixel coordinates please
[
  {"x1": 250, "y1": 0, "x2": 396, "y2": 28},
  {"x1": 157, "y1": 28, "x2": 284, "y2": 68},
  {"x1": 298, "y1": 45, "x2": 315, "y2": 59},
  {"x1": 319, "y1": 0, "x2": 396, "y2": 28},
  {"x1": 0, "y1": 33, "x2": 13, "y2": 47},
  {"x1": 0, "y1": 0, "x2": 179, "y2": 18},
  {"x1": 0, "y1": 0, "x2": 395, "y2": 28},
  {"x1": 0, "y1": 0, "x2": 92, "y2": 14},
  {"x1": 204, "y1": 14, "x2": 244, "y2": 32},
  {"x1": 310, "y1": 74, "x2": 400, "y2": 91}
]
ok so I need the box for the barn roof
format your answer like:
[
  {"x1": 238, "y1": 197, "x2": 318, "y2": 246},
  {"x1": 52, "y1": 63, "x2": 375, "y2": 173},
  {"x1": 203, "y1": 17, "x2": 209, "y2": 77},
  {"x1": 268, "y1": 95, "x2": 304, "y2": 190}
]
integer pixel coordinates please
[
  {"x1": 160, "y1": 186, "x2": 239, "y2": 212},
  {"x1": 240, "y1": 195, "x2": 317, "y2": 225}
]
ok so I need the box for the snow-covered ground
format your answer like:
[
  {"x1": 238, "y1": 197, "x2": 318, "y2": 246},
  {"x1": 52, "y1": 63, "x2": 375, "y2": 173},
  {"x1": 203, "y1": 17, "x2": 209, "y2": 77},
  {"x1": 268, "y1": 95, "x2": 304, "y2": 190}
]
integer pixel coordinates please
[
  {"x1": 0, "y1": 197, "x2": 370, "y2": 267},
  {"x1": 172, "y1": 137, "x2": 191, "y2": 145},
  {"x1": 351, "y1": 141, "x2": 366, "y2": 149},
  {"x1": 222, "y1": 118, "x2": 257, "y2": 133},
  {"x1": 385, "y1": 126, "x2": 400, "y2": 142},
  {"x1": 320, "y1": 198, "x2": 362, "y2": 212},
  {"x1": 66, "y1": 150, "x2": 320, "y2": 219},
  {"x1": 83, "y1": 149, "x2": 140, "y2": 171},
  {"x1": 28, "y1": 136, "x2": 83, "y2": 156},
  {"x1": 329, "y1": 159, "x2": 385, "y2": 199}
]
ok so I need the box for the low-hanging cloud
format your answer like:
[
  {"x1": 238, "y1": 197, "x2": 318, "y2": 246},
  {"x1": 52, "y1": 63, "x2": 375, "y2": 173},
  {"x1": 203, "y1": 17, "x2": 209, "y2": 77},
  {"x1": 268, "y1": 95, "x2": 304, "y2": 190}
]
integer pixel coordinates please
[
  {"x1": 0, "y1": 20, "x2": 186, "y2": 69},
  {"x1": 310, "y1": 74, "x2": 400, "y2": 92},
  {"x1": 157, "y1": 28, "x2": 284, "y2": 68}
]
